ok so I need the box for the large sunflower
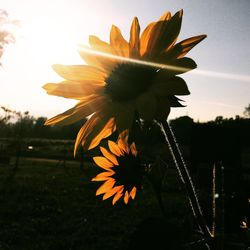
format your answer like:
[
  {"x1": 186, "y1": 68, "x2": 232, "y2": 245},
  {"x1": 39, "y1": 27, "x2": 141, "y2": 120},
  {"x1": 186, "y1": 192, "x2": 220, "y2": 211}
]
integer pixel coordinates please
[
  {"x1": 43, "y1": 10, "x2": 206, "y2": 152},
  {"x1": 92, "y1": 130, "x2": 143, "y2": 205}
]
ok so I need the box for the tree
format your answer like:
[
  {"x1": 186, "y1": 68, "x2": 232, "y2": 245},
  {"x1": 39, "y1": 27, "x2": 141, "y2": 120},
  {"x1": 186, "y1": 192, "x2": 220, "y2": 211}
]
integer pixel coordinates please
[
  {"x1": 0, "y1": 9, "x2": 19, "y2": 64},
  {"x1": 243, "y1": 104, "x2": 250, "y2": 117}
]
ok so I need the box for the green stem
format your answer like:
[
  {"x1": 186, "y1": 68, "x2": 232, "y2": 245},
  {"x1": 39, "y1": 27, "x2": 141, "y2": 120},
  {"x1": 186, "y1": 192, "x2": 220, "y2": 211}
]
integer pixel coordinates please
[{"x1": 160, "y1": 120, "x2": 212, "y2": 239}]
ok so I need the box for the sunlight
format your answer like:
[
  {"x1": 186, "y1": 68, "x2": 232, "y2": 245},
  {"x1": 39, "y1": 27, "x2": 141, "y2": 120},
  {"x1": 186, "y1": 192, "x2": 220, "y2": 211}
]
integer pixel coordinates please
[{"x1": 78, "y1": 46, "x2": 250, "y2": 84}]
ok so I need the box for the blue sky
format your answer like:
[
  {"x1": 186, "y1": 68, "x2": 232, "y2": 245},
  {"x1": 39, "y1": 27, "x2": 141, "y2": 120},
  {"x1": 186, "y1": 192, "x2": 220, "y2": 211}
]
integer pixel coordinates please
[{"x1": 0, "y1": 0, "x2": 249, "y2": 121}]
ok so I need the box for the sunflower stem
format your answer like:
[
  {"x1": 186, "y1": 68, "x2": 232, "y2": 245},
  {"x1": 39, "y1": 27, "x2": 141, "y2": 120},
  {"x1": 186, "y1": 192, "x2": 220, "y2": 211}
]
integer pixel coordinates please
[{"x1": 160, "y1": 120, "x2": 212, "y2": 240}]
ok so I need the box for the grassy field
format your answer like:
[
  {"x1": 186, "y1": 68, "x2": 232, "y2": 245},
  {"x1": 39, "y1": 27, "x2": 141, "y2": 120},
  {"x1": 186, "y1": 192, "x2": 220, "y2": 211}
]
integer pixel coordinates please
[{"x1": 0, "y1": 157, "x2": 193, "y2": 250}]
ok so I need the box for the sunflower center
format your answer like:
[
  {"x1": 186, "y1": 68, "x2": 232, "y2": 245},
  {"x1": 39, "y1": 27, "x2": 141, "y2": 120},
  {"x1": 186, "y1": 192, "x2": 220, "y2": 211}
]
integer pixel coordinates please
[
  {"x1": 105, "y1": 63, "x2": 157, "y2": 102},
  {"x1": 114, "y1": 153, "x2": 143, "y2": 191}
]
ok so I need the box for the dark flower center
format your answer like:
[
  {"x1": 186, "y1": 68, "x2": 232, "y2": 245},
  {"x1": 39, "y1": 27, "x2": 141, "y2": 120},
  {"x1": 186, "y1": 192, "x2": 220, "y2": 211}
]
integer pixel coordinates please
[
  {"x1": 113, "y1": 152, "x2": 144, "y2": 191},
  {"x1": 105, "y1": 63, "x2": 157, "y2": 102}
]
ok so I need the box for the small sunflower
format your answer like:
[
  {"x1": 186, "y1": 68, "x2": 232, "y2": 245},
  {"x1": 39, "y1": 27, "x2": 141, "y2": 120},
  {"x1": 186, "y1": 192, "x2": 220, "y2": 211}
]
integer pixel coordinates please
[
  {"x1": 92, "y1": 131, "x2": 143, "y2": 205},
  {"x1": 43, "y1": 10, "x2": 206, "y2": 152}
]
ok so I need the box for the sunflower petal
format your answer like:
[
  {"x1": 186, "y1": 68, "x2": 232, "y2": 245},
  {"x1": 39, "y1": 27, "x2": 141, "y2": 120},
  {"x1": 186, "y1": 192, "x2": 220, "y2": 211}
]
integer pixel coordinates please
[
  {"x1": 100, "y1": 147, "x2": 119, "y2": 165},
  {"x1": 52, "y1": 64, "x2": 106, "y2": 82},
  {"x1": 136, "y1": 92, "x2": 157, "y2": 121},
  {"x1": 163, "y1": 34, "x2": 207, "y2": 59},
  {"x1": 159, "y1": 57, "x2": 197, "y2": 75},
  {"x1": 130, "y1": 142, "x2": 137, "y2": 157},
  {"x1": 140, "y1": 22, "x2": 155, "y2": 56},
  {"x1": 112, "y1": 188, "x2": 124, "y2": 205},
  {"x1": 86, "y1": 116, "x2": 116, "y2": 150},
  {"x1": 43, "y1": 81, "x2": 103, "y2": 99},
  {"x1": 108, "y1": 141, "x2": 122, "y2": 157},
  {"x1": 92, "y1": 171, "x2": 114, "y2": 181},
  {"x1": 93, "y1": 156, "x2": 114, "y2": 170},
  {"x1": 124, "y1": 191, "x2": 130, "y2": 204},
  {"x1": 96, "y1": 179, "x2": 115, "y2": 196},
  {"x1": 129, "y1": 17, "x2": 140, "y2": 58},
  {"x1": 89, "y1": 36, "x2": 117, "y2": 72},
  {"x1": 152, "y1": 75, "x2": 190, "y2": 96},
  {"x1": 103, "y1": 185, "x2": 123, "y2": 200},
  {"x1": 74, "y1": 112, "x2": 100, "y2": 155},
  {"x1": 45, "y1": 95, "x2": 105, "y2": 127},
  {"x1": 130, "y1": 187, "x2": 137, "y2": 200},
  {"x1": 145, "y1": 10, "x2": 183, "y2": 57},
  {"x1": 117, "y1": 130, "x2": 129, "y2": 154},
  {"x1": 168, "y1": 96, "x2": 185, "y2": 107},
  {"x1": 159, "y1": 12, "x2": 171, "y2": 21},
  {"x1": 110, "y1": 25, "x2": 129, "y2": 57}
]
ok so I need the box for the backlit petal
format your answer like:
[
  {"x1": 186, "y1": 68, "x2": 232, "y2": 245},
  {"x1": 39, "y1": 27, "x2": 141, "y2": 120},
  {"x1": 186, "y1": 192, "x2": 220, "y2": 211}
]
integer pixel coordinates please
[
  {"x1": 144, "y1": 10, "x2": 183, "y2": 57},
  {"x1": 52, "y1": 64, "x2": 106, "y2": 82},
  {"x1": 110, "y1": 25, "x2": 129, "y2": 57},
  {"x1": 45, "y1": 95, "x2": 105, "y2": 127},
  {"x1": 43, "y1": 81, "x2": 103, "y2": 100},
  {"x1": 93, "y1": 156, "x2": 114, "y2": 170},
  {"x1": 130, "y1": 187, "x2": 137, "y2": 200},
  {"x1": 89, "y1": 35, "x2": 118, "y2": 72},
  {"x1": 92, "y1": 171, "x2": 114, "y2": 181},
  {"x1": 112, "y1": 188, "x2": 124, "y2": 205},
  {"x1": 159, "y1": 12, "x2": 171, "y2": 21},
  {"x1": 163, "y1": 34, "x2": 207, "y2": 59},
  {"x1": 100, "y1": 147, "x2": 119, "y2": 165},
  {"x1": 96, "y1": 179, "x2": 115, "y2": 196},
  {"x1": 129, "y1": 17, "x2": 140, "y2": 58},
  {"x1": 124, "y1": 191, "x2": 130, "y2": 204},
  {"x1": 108, "y1": 140, "x2": 122, "y2": 157},
  {"x1": 102, "y1": 185, "x2": 123, "y2": 200}
]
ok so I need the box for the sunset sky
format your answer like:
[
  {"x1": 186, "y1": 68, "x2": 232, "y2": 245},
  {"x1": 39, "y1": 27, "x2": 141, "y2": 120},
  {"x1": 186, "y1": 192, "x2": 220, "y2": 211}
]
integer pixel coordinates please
[{"x1": 0, "y1": 0, "x2": 249, "y2": 122}]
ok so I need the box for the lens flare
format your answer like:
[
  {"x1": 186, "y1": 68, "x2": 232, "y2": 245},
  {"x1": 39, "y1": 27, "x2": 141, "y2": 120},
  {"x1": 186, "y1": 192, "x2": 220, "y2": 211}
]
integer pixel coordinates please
[{"x1": 78, "y1": 45, "x2": 250, "y2": 83}]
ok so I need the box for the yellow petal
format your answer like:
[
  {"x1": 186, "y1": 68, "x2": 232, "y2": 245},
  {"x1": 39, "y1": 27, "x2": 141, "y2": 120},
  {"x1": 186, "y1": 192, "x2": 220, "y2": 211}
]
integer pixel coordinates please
[
  {"x1": 130, "y1": 142, "x2": 137, "y2": 157},
  {"x1": 45, "y1": 95, "x2": 105, "y2": 127},
  {"x1": 151, "y1": 75, "x2": 190, "y2": 96},
  {"x1": 43, "y1": 81, "x2": 103, "y2": 100},
  {"x1": 103, "y1": 185, "x2": 123, "y2": 200},
  {"x1": 92, "y1": 171, "x2": 114, "y2": 181},
  {"x1": 78, "y1": 45, "x2": 106, "y2": 70},
  {"x1": 110, "y1": 25, "x2": 129, "y2": 57},
  {"x1": 140, "y1": 22, "x2": 155, "y2": 57},
  {"x1": 159, "y1": 12, "x2": 171, "y2": 21},
  {"x1": 96, "y1": 179, "x2": 115, "y2": 196},
  {"x1": 108, "y1": 140, "x2": 122, "y2": 157},
  {"x1": 136, "y1": 92, "x2": 157, "y2": 121},
  {"x1": 74, "y1": 112, "x2": 101, "y2": 155},
  {"x1": 129, "y1": 17, "x2": 140, "y2": 58},
  {"x1": 144, "y1": 10, "x2": 183, "y2": 57},
  {"x1": 86, "y1": 116, "x2": 116, "y2": 150},
  {"x1": 93, "y1": 156, "x2": 114, "y2": 170},
  {"x1": 130, "y1": 187, "x2": 137, "y2": 200},
  {"x1": 112, "y1": 187, "x2": 124, "y2": 205},
  {"x1": 117, "y1": 130, "x2": 129, "y2": 154},
  {"x1": 163, "y1": 34, "x2": 207, "y2": 59},
  {"x1": 124, "y1": 191, "x2": 130, "y2": 204},
  {"x1": 100, "y1": 147, "x2": 119, "y2": 165},
  {"x1": 89, "y1": 36, "x2": 118, "y2": 72},
  {"x1": 52, "y1": 64, "x2": 106, "y2": 82}
]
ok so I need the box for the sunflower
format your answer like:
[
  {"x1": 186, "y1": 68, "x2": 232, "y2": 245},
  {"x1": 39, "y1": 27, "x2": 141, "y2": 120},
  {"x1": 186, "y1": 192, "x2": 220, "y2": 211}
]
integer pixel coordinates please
[
  {"x1": 43, "y1": 10, "x2": 206, "y2": 152},
  {"x1": 92, "y1": 130, "x2": 143, "y2": 205}
]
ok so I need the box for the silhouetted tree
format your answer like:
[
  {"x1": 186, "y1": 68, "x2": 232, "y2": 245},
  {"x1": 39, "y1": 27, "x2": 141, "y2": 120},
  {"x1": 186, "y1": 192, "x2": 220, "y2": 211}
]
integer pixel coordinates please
[
  {"x1": 243, "y1": 104, "x2": 250, "y2": 117},
  {"x1": 0, "y1": 9, "x2": 19, "y2": 64}
]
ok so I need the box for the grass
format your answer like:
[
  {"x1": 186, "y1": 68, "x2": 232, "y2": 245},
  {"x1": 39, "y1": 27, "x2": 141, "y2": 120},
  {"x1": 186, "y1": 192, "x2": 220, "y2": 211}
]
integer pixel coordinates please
[{"x1": 0, "y1": 157, "x2": 190, "y2": 250}]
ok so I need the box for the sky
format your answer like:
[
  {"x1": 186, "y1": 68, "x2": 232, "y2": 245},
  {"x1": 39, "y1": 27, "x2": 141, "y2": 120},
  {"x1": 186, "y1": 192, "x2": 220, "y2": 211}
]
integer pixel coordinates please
[{"x1": 0, "y1": 0, "x2": 249, "y2": 122}]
